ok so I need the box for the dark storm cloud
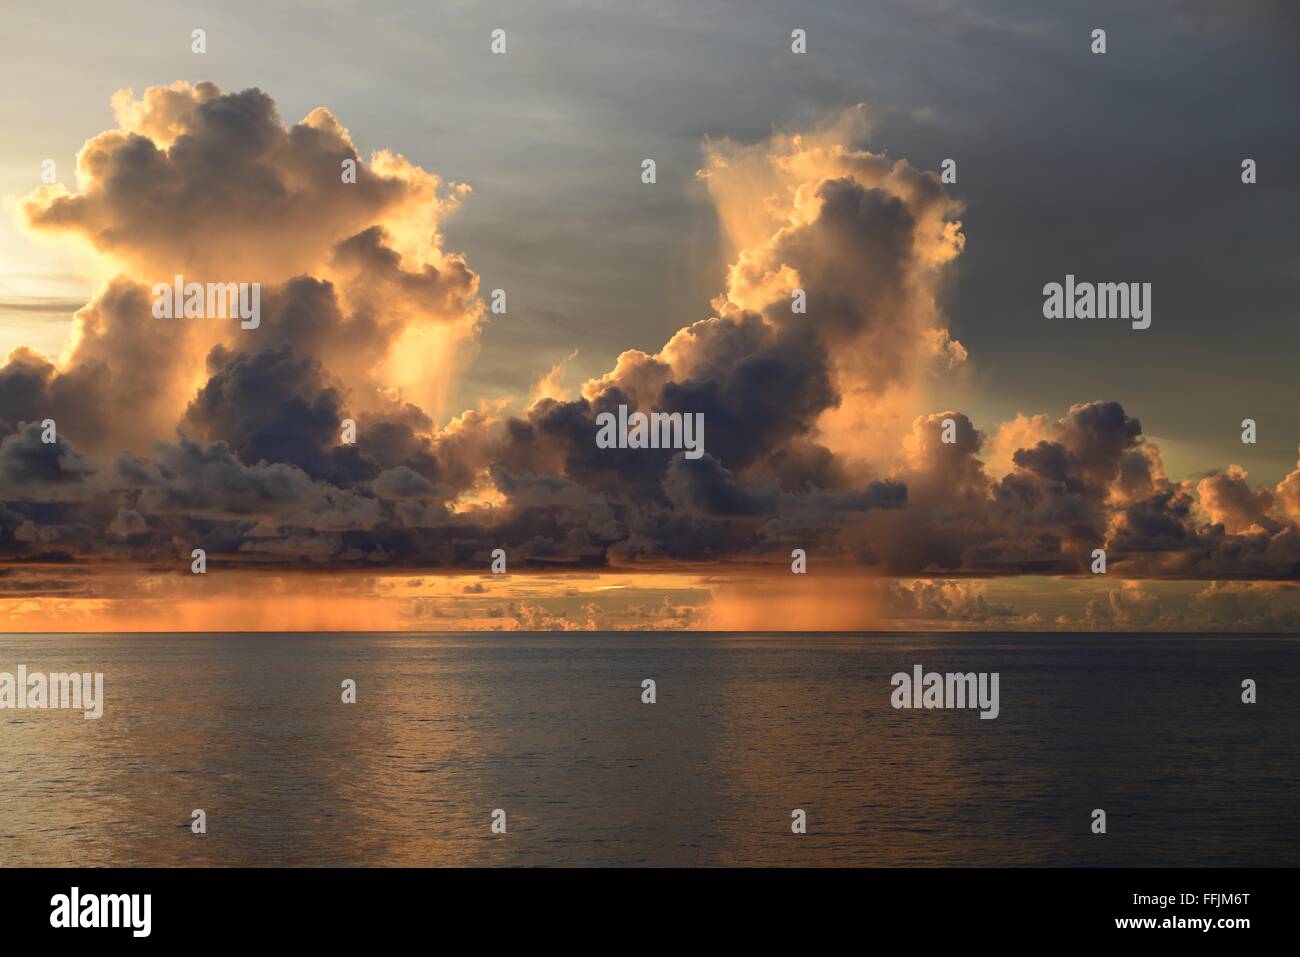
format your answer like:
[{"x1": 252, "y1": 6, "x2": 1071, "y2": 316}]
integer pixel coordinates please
[
  {"x1": 0, "y1": 421, "x2": 96, "y2": 489},
  {"x1": 184, "y1": 344, "x2": 347, "y2": 477}
]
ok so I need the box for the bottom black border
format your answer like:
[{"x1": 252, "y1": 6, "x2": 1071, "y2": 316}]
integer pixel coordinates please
[{"x1": 0, "y1": 867, "x2": 1284, "y2": 943}]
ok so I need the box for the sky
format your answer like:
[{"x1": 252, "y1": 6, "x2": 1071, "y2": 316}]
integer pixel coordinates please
[{"x1": 1, "y1": 0, "x2": 1298, "y2": 632}]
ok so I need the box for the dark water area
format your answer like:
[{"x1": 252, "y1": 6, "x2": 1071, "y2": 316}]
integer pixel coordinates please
[{"x1": 1, "y1": 632, "x2": 1296, "y2": 866}]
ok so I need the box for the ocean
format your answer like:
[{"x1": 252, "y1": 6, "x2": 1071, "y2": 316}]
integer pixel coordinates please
[{"x1": 1, "y1": 632, "x2": 1296, "y2": 867}]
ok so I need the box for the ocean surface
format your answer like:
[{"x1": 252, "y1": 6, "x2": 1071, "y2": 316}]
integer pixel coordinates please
[{"x1": 0, "y1": 632, "x2": 1296, "y2": 867}]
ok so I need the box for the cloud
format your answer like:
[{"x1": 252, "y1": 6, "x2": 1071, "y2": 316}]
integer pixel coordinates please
[
  {"x1": 0, "y1": 421, "x2": 96, "y2": 492},
  {"x1": 1189, "y1": 581, "x2": 1300, "y2": 631},
  {"x1": 1080, "y1": 582, "x2": 1170, "y2": 629},
  {"x1": 2, "y1": 87, "x2": 1299, "y2": 611},
  {"x1": 6, "y1": 82, "x2": 483, "y2": 461},
  {"x1": 1197, "y1": 465, "x2": 1278, "y2": 535},
  {"x1": 22, "y1": 83, "x2": 421, "y2": 281},
  {"x1": 881, "y1": 579, "x2": 1022, "y2": 624}
]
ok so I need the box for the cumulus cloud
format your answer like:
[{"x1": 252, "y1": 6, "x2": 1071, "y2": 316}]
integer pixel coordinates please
[
  {"x1": 881, "y1": 579, "x2": 1023, "y2": 625},
  {"x1": 3, "y1": 86, "x2": 1299, "y2": 611},
  {"x1": 1189, "y1": 581, "x2": 1300, "y2": 631},
  {"x1": 22, "y1": 83, "x2": 424, "y2": 281},
  {"x1": 1080, "y1": 582, "x2": 1170, "y2": 629},
  {"x1": 6, "y1": 82, "x2": 482, "y2": 462}
]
